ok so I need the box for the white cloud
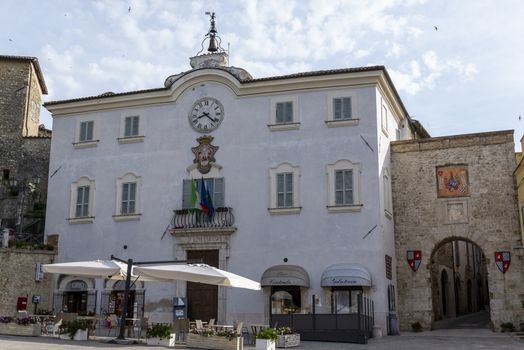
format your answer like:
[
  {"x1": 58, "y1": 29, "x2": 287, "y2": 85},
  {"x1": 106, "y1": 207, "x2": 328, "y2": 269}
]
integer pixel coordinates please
[{"x1": 389, "y1": 51, "x2": 477, "y2": 95}]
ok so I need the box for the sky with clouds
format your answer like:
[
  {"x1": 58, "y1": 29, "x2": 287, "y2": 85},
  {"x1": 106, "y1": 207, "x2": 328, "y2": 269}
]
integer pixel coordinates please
[{"x1": 2, "y1": 0, "x2": 523, "y2": 148}]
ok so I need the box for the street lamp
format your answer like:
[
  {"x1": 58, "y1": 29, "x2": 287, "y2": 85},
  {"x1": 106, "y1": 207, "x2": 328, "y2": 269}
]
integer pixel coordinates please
[{"x1": 9, "y1": 176, "x2": 40, "y2": 239}]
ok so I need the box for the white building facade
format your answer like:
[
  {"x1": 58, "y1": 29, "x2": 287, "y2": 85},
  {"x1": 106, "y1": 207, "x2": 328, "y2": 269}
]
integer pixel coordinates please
[{"x1": 44, "y1": 48, "x2": 419, "y2": 333}]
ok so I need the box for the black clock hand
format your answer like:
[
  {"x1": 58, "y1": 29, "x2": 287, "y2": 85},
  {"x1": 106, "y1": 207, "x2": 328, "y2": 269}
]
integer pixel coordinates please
[{"x1": 197, "y1": 112, "x2": 209, "y2": 120}]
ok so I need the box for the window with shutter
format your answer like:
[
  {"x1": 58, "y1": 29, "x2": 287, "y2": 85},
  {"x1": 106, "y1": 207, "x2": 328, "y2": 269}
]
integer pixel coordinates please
[
  {"x1": 333, "y1": 97, "x2": 352, "y2": 120},
  {"x1": 75, "y1": 186, "x2": 90, "y2": 217},
  {"x1": 79, "y1": 121, "x2": 94, "y2": 141},
  {"x1": 121, "y1": 182, "x2": 137, "y2": 214},
  {"x1": 124, "y1": 116, "x2": 140, "y2": 137},
  {"x1": 327, "y1": 160, "x2": 361, "y2": 212},
  {"x1": 276, "y1": 102, "x2": 293, "y2": 124},
  {"x1": 335, "y1": 169, "x2": 353, "y2": 205}
]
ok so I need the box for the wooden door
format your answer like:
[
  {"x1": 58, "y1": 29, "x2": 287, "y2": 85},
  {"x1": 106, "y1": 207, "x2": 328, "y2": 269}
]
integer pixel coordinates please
[{"x1": 186, "y1": 250, "x2": 219, "y2": 322}]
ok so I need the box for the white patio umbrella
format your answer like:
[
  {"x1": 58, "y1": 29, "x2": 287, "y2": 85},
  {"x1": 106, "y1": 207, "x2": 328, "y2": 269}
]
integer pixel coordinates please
[
  {"x1": 134, "y1": 263, "x2": 261, "y2": 290},
  {"x1": 42, "y1": 260, "x2": 164, "y2": 282}
]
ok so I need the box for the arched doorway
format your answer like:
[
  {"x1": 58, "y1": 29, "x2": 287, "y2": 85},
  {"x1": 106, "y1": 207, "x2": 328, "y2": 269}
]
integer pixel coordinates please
[{"x1": 430, "y1": 238, "x2": 490, "y2": 329}]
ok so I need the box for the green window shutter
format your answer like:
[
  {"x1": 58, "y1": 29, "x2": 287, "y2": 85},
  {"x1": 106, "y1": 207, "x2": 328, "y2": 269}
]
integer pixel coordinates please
[
  {"x1": 276, "y1": 103, "x2": 285, "y2": 123},
  {"x1": 334, "y1": 98, "x2": 342, "y2": 120},
  {"x1": 342, "y1": 97, "x2": 352, "y2": 119},
  {"x1": 182, "y1": 179, "x2": 192, "y2": 209},
  {"x1": 80, "y1": 122, "x2": 87, "y2": 141},
  {"x1": 132, "y1": 116, "x2": 139, "y2": 136},
  {"x1": 214, "y1": 177, "x2": 224, "y2": 207},
  {"x1": 284, "y1": 102, "x2": 293, "y2": 123}
]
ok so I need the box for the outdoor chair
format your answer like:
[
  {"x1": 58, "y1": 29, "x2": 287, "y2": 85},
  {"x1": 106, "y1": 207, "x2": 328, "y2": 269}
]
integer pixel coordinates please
[
  {"x1": 240, "y1": 324, "x2": 251, "y2": 345},
  {"x1": 195, "y1": 319, "x2": 204, "y2": 331},
  {"x1": 51, "y1": 318, "x2": 63, "y2": 337},
  {"x1": 235, "y1": 321, "x2": 243, "y2": 336},
  {"x1": 208, "y1": 318, "x2": 215, "y2": 328}
]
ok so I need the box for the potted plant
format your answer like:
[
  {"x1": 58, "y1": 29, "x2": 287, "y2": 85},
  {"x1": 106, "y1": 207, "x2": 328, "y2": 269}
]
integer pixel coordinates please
[
  {"x1": 187, "y1": 326, "x2": 243, "y2": 350},
  {"x1": 146, "y1": 323, "x2": 176, "y2": 347},
  {"x1": 276, "y1": 327, "x2": 300, "y2": 348},
  {"x1": 0, "y1": 316, "x2": 40, "y2": 336},
  {"x1": 60, "y1": 319, "x2": 91, "y2": 340},
  {"x1": 256, "y1": 327, "x2": 279, "y2": 350}
]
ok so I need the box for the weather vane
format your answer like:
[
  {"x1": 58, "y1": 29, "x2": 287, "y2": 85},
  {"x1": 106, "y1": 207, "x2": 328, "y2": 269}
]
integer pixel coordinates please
[{"x1": 197, "y1": 11, "x2": 225, "y2": 55}]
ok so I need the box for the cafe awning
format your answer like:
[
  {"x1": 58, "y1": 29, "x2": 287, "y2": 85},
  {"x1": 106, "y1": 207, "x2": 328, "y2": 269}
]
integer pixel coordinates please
[
  {"x1": 261, "y1": 265, "x2": 310, "y2": 287},
  {"x1": 321, "y1": 263, "x2": 372, "y2": 287}
]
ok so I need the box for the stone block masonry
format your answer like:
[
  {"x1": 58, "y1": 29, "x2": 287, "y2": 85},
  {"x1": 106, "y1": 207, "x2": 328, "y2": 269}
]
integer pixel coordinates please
[
  {"x1": 0, "y1": 248, "x2": 55, "y2": 315},
  {"x1": 391, "y1": 130, "x2": 524, "y2": 331}
]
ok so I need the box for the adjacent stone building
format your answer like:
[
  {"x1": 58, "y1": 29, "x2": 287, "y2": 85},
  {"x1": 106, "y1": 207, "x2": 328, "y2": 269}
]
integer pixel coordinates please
[
  {"x1": 0, "y1": 249, "x2": 55, "y2": 315},
  {"x1": 392, "y1": 130, "x2": 524, "y2": 331},
  {"x1": 0, "y1": 55, "x2": 55, "y2": 316},
  {"x1": 0, "y1": 55, "x2": 51, "y2": 243}
]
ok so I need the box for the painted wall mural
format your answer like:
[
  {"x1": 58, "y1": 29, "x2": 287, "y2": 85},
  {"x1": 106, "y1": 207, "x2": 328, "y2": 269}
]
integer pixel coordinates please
[{"x1": 436, "y1": 165, "x2": 469, "y2": 197}]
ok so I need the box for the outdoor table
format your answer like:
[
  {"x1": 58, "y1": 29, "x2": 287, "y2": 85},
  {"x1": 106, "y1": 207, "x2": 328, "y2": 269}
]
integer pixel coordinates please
[{"x1": 209, "y1": 324, "x2": 234, "y2": 331}]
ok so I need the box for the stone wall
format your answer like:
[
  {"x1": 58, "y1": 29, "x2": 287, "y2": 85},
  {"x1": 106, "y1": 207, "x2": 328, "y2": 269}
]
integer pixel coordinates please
[
  {"x1": 0, "y1": 57, "x2": 50, "y2": 239},
  {"x1": 0, "y1": 248, "x2": 55, "y2": 315},
  {"x1": 391, "y1": 130, "x2": 524, "y2": 331}
]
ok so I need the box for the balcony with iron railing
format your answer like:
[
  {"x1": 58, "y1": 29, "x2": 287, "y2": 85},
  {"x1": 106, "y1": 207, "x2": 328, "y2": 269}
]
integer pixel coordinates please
[{"x1": 171, "y1": 207, "x2": 236, "y2": 234}]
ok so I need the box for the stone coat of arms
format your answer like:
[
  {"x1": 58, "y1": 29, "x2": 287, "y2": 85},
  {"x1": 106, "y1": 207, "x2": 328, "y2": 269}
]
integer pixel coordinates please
[{"x1": 192, "y1": 135, "x2": 219, "y2": 174}]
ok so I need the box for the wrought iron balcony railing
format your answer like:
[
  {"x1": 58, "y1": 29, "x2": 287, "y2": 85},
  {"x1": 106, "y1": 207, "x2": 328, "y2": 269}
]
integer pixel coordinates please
[{"x1": 173, "y1": 207, "x2": 234, "y2": 230}]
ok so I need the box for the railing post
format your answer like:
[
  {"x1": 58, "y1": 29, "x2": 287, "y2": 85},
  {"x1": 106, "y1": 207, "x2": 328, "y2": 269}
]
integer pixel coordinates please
[
  {"x1": 357, "y1": 293, "x2": 362, "y2": 330},
  {"x1": 312, "y1": 294, "x2": 316, "y2": 330}
]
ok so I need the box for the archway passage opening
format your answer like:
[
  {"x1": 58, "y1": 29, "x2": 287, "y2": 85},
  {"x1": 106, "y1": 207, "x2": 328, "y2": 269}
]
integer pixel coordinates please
[{"x1": 430, "y1": 238, "x2": 491, "y2": 329}]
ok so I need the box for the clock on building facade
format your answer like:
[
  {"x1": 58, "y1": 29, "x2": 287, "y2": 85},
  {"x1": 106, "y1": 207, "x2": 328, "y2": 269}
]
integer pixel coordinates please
[{"x1": 188, "y1": 97, "x2": 224, "y2": 132}]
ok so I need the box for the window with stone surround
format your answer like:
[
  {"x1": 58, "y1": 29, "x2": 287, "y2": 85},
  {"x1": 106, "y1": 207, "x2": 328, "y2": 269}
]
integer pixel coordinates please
[
  {"x1": 69, "y1": 176, "x2": 95, "y2": 223},
  {"x1": 269, "y1": 163, "x2": 301, "y2": 214},
  {"x1": 74, "y1": 118, "x2": 98, "y2": 149},
  {"x1": 327, "y1": 159, "x2": 362, "y2": 212},
  {"x1": 269, "y1": 96, "x2": 300, "y2": 131},
  {"x1": 113, "y1": 172, "x2": 142, "y2": 221},
  {"x1": 118, "y1": 113, "x2": 145, "y2": 144},
  {"x1": 326, "y1": 91, "x2": 359, "y2": 128}
]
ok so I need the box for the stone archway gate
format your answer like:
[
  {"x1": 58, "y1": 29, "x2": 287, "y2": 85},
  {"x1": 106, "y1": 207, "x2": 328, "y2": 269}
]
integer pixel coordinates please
[{"x1": 391, "y1": 130, "x2": 524, "y2": 331}]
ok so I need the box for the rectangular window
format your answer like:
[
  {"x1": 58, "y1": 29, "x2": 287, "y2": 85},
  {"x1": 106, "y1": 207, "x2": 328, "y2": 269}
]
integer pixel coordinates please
[
  {"x1": 2, "y1": 169, "x2": 9, "y2": 181},
  {"x1": 276, "y1": 172, "x2": 293, "y2": 207},
  {"x1": 275, "y1": 102, "x2": 293, "y2": 124},
  {"x1": 333, "y1": 97, "x2": 352, "y2": 120},
  {"x1": 124, "y1": 116, "x2": 139, "y2": 137},
  {"x1": 79, "y1": 121, "x2": 94, "y2": 141},
  {"x1": 384, "y1": 170, "x2": 392, "y2": 214},
  {"x1": 182, "y1": 178, "x2": 224, "y2": 209},
  {"x1": 75, "y1": 186, "x2": 90, "y2": 218},
  {"x1": 381, "y1": 105, "x2": 388, "y2": 133},
  {"x1": 121, "y1": 182, "x2": 136, "y2": 214},
  {"x1": 335, "y1": 169, "x2": 353, "y2": 205}
]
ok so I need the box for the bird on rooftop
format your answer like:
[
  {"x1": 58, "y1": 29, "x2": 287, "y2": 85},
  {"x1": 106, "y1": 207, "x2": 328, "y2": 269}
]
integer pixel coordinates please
[
  {"x1": 434, "y1": 26, "x2": 438, "y2": 31},
  {"x1": 128, "y1": 6, "x2": 131, "y2": 13},
  {"x1": 519, "y1": 115, "x2": 522, "y2": 121}
]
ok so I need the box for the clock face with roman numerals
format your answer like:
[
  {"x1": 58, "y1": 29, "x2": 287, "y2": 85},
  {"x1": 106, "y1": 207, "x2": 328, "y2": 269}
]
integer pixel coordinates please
[{"x1": 188, "y1": 97, "x2": 224, "y2": 133}]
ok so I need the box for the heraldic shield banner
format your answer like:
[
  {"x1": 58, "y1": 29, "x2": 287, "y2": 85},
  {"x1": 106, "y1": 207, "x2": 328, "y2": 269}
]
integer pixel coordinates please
[
  {"x1": 495, "y1": 251, "x2": 510, "y2": 273},
  {"x1": 407, "y1": 250, "x2": 422, "y2": 272}
]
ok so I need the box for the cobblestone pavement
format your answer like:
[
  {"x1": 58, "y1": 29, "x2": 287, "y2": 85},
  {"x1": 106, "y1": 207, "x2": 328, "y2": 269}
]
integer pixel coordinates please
[{"x1": 0, "y1": 329, "x2": 522, "y2": 350}]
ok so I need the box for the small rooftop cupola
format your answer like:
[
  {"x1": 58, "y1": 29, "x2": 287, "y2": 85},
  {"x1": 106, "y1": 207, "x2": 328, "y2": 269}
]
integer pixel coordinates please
[
  {"x1": 190, "y1": 12, "x2": 228, "y2": 69},
  {"x1": 165, "y1": 12, "x2": 253, "y2": 87}
]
